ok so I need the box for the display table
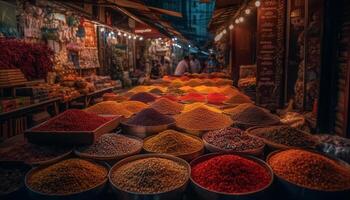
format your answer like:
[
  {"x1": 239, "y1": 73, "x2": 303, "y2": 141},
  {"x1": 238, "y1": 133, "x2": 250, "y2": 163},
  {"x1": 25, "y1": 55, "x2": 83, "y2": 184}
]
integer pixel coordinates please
[
  {"x1": 0, "y1": 97, "x2": 61, "y2": 120},
  {"x1": 61, "y1": 86, "x2": 116, "y2": 110},
  {"x1": 0, "y1": 98, "x2": 61, "y2": 141}
]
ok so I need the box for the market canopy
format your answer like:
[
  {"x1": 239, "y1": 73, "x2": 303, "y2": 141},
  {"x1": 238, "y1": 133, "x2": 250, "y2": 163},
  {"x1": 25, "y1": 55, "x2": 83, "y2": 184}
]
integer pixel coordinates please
[{"x1": 208, "y1": 0, "x2": 245, "y2": 33}]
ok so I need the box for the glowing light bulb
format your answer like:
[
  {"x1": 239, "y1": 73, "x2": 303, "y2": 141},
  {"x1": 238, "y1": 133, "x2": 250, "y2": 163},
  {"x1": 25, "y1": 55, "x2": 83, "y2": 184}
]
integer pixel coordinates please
[
  {"x1": 229, "y1": 24, "x2": 234, "y2": 30},
  {"x1": 255, "y1": 0, "x2": 261, "y2": 7},
  {"x1": 117, "y1": 32, "x2": 121, "y2": 36},
  {"x1": 239, "y1": 17, "x2": 244, "y2": 22},
  {"x1": 245, "y1": 8, "x2": 251, "y2": 15},
  {"x1": 139, "y1": 37, "x2": 144, "y2": 41},
  {"x1": 235, "y1": 19, "x2": 240, "y2": 24},
  {"x1": 123, "y1": 33, "x2": 127, "y2": 37}
]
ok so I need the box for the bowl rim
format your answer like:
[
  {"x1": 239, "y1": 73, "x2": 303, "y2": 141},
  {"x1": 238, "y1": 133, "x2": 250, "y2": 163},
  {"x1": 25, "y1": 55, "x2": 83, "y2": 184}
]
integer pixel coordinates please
[
  {"x1": 0, "y1": 161, "x2": 31, "y2": 195},
  {"x1": 25, "y1": 159, "x2": 109, "y2": 197},
  {"x1": 142, "y1": 131, "x2": 204, "y2": 157},
  {"x1": 266, "y1": 148, "x2": 350, "y2": 192},
  {"x1": 74, "y1": 134, "x2": 143, "y2": 160},
  {"x1": 189, "y1": 152, "x2": 274, "y2": 196},
  {"x1": 108, "y1": 153, "x2": 190, "y2": 195}
]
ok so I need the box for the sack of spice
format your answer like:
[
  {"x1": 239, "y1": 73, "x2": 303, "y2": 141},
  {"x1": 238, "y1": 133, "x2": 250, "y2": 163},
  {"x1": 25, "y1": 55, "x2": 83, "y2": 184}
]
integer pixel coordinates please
[
  {"x1": 268, "y1": 149, "x2": 350, "y2": 191},
  {"x1": 248, "y1": 125, "x2": 317, "y2": 149}
]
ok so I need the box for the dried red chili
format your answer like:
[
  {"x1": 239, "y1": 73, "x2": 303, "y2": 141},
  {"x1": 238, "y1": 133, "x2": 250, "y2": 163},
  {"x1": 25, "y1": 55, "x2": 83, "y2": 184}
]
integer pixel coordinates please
[
  {"x1": 0, "y1": 39, "x2": 53, "y2": 79},
  {"x1": 191, "y1": 155, "x2": 271, "y2": 193},
  {"x1": 33, "y1": 109, "x2": 110, "y2": 131}
]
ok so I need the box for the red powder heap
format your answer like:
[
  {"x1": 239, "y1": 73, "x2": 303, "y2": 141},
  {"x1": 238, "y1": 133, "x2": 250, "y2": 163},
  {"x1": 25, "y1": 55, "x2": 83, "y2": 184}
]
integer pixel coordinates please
[
  {"x1": 191, "y1": 155, "x2": 271, "y2": 193},
  {"x1": 129, "y1": 92, "x2": 157, "y2": 103},
  {"x1": 207, "y1": 93, "x2": 228, "y2": 105},
  {"x1": 33, "y1": 109, "x2": 110, "y2": 131},
  {"x1": 179, "y1": 93, "x2": 206, "y2": 102}
]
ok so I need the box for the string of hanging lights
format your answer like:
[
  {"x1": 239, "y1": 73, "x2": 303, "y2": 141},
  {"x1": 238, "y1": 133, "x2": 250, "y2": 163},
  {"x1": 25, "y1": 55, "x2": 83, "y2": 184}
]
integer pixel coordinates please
[
  {"x1": 215, "y1": 0, "x2": 261, "y2": 42},
  {"x1": 98, "y1": 25, "x2": 144, "y2": 41}
]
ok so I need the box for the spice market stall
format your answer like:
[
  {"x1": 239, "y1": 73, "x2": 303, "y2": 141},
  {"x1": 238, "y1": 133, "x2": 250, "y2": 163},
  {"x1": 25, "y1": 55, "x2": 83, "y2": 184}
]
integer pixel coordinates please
[{"x1": 1, "y1": 0, "x2": 350, "y2": 200}]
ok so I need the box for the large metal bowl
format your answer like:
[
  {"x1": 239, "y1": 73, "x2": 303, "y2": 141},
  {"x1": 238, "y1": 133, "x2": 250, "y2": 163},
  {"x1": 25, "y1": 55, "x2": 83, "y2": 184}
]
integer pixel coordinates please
[
  {"x1": 0, "y1": 161, "x2": 31, "y2": 199},
  {"x1": 120, "y1": 121, "x2": 175, "y2": 138},
  {"x1": 190, "y1": 153, "x2": 274, "y2": 200},
  {"x1": 25, "y1": 159, "x2": 109, "y2": 200},
  {"x1": 143, "y1": 134, "x2": 204, "y2": 161},
  {"x1": 74, "y1": 134, "x2": 143, "y2": 165},
  {"x1": 109, "y1": 153, "x2": 190, "y2": 200},
  {"x1": 267, "y1": 149, "x2": 350, "y2": 200}
]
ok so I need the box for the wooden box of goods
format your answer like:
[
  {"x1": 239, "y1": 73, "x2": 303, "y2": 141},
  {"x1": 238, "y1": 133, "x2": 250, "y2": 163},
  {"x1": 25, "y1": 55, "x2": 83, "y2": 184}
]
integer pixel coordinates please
[
  {"x1": 25, "y1": 109, "x2": 122, "y2": 145},
  {"x1": 0, "y1": 69, "x2": 27, "y2": 88}
]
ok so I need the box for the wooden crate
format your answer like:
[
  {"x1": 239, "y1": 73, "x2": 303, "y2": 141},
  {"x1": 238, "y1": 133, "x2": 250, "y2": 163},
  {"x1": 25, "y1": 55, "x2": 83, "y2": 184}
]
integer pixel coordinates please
[{"x1": 25, "y1": 115, "x2": 122, "y2": 145}]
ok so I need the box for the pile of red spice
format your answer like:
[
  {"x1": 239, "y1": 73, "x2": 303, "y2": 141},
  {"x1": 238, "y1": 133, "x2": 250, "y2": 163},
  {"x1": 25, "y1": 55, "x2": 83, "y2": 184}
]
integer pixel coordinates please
[
  {"x1": 179, "y1": 93, "x2": 206, "y2": 102},
  {"x1": 207, "y1": 93, "x2": 228, "y2": 105},
  {"x1": 33, "y1": 109, "x2": 110, "y2": 131},
  {"x1": 191, "y1": 155, "x2": 271, "y2": 193},
  {"x1": 129, "y1": 92, "x2": 157, "y2": 103}
]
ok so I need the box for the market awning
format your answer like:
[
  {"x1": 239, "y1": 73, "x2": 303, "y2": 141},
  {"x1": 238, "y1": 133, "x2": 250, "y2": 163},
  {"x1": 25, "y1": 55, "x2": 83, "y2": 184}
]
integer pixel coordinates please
[
  {"x1": 110, "y1": 0, "x2": 187, "y2": 41},
  {"x1": 208, "y1": 0, "x2": 245, "y2": 33}
]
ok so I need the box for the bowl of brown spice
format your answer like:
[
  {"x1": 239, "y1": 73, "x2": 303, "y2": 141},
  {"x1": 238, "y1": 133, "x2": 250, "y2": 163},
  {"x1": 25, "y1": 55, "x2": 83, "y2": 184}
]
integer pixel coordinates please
[
  {"x1": 175, "y1": 107, "x2": 234, "y2": 136},
  {"x1": 267, "y1": 149, "x2": 350, "y2": 200},
  {"x1": 246, "y1": 125, "x2": 318, "y2": 151},
  {"x1": 109, "y1": 153, "x2": 190, "y2": 200},
  {"x1": 25, "y1": 158, "x2": 109, "y2": 200},
  {"x1": 143, "y1": 130, "x2": 204, "y2": 161}
]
